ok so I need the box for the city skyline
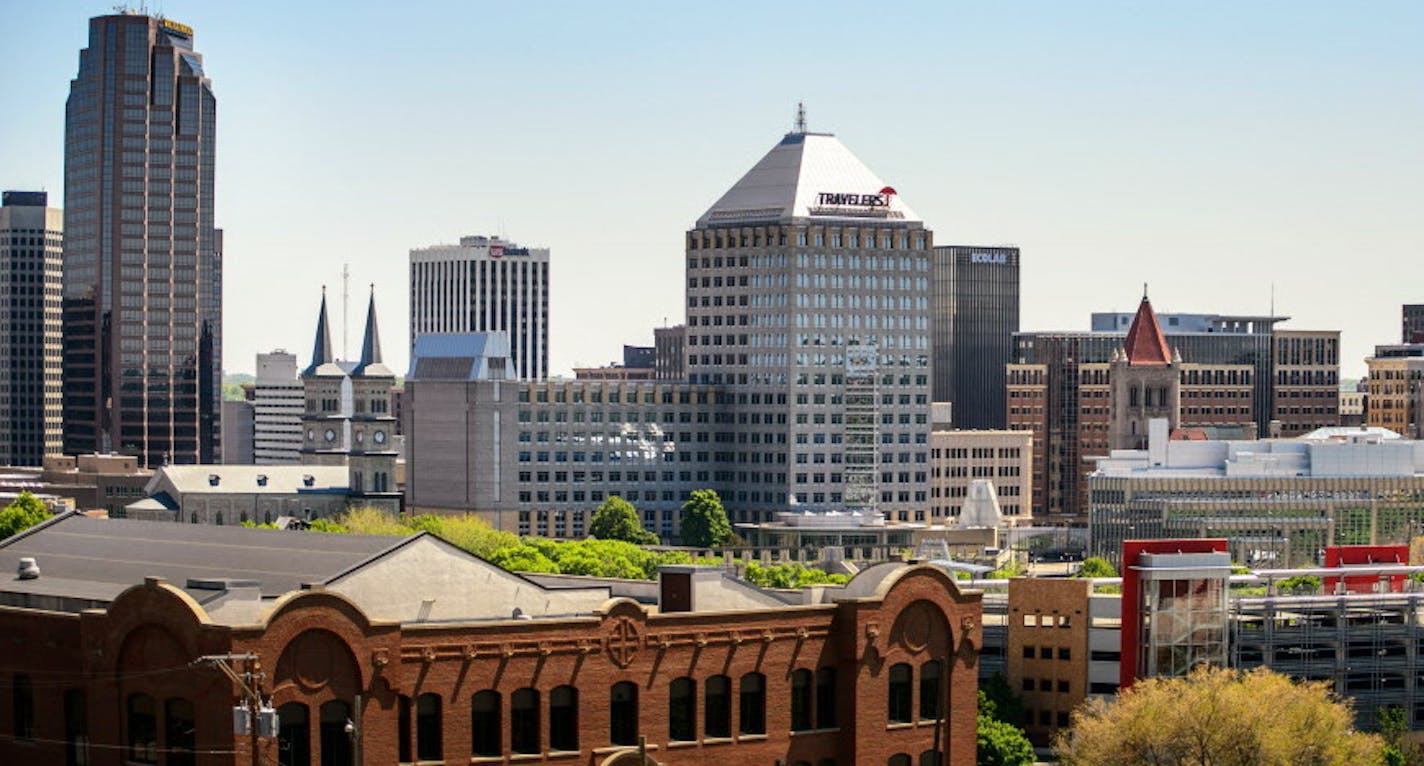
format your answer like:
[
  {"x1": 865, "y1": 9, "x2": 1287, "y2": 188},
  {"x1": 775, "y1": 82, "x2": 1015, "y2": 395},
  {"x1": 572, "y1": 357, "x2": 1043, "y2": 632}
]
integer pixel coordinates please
[{"x1": 3, "y1": 2, "x2": 1420, "y2": 380}]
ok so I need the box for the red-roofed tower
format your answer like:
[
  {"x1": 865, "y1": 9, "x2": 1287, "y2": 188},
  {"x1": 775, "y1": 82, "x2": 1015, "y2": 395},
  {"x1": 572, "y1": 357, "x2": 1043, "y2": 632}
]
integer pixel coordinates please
[{"x1": 1110, "y1": 288, "x2": 1182, "y2": 450}]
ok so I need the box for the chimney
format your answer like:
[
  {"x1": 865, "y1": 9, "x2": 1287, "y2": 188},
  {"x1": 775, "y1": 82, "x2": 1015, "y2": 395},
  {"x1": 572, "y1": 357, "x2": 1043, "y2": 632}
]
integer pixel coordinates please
[{"x1": 17, "y1": 558, "x2": 39, "y2": 580}]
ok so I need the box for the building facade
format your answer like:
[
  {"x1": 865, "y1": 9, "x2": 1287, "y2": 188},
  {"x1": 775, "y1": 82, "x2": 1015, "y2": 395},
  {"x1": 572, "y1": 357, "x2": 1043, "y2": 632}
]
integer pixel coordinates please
[
  {"x1": 931, "y1": 245, "x2": 1019, "y2": 429},
  {"x1": 0, "y1": 515, "x2": 983, "y2": 766},
  {"x1": 653, "y1": 324, "x2": 687, "y2": 380},
  {"x1": 1011, "y1": 301, "x2": 1335, "y2": 520},
  {"x1": 62, "y1": 13, "x2": 221, "y2": 467},
  {"x1": 409, "y1": 235, "x2": 549, "y2": 380},
  {"x1": 1365, "y1": 344, "x2": 1424, "y2": 438},
  {"x1": 254, "y1": 351, "x2": 303, "y2": 464},
  {"x1": 0, "y1": 191, "x2": 63, "y2": 466},
  {"x1": 219, "y1": 398, "x2": 253, "y2": 463},
  {"x1": 928, "y1": 430, "x2": 1032, "y2": 524},
  {"x1": 1404, "y1": 304, "x2": 1424, "y2": 344}
]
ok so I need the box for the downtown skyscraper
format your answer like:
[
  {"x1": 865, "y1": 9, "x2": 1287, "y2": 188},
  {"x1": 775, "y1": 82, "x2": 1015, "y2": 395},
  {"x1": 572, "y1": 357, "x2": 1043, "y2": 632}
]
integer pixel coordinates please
[
  {"x1": 0, "y1": 192, "x2": 64, "y2": 466},
  {"x1": 62, "y1": 13, "x2": 221, "y2": 466}
]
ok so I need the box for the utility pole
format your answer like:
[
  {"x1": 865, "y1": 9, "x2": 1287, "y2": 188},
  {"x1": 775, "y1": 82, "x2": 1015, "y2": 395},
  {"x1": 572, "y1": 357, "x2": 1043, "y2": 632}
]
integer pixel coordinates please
[{"x1": 194, "y1": 653, "x2": 270, "y2": 766}]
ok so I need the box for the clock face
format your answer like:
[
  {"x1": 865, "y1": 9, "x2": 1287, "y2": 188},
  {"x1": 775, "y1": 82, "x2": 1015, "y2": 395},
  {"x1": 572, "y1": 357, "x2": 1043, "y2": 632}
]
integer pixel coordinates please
[
  {"x1": 324, "y1": 429, "x2": 336, "y2": 443},
  {"x1": 374, "y1": 430, "x2": 387, "y2": 444}
]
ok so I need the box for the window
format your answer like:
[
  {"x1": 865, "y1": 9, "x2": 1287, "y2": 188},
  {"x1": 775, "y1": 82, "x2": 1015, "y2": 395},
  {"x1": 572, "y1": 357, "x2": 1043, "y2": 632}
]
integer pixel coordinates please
[
  {"x1": 64, "y1": 689, "x2": 87, "y2": 766},
  {"x1": 277, "y1": 702, "x2": 310, "y2": 766},
  {"x1": 610, "y1": 682, "x2": 638, "y2": 746},
  {"x1": 416, "y1": 693, "x2": 442, "y2": 761},
  {"x1": 705, "y1": 675, "x2": 731, "y2": 738},
  {"x1": 740, "y1": 673, "x2": 766, "y2": 735},
  {"x1": 319, "y1": 700, "x2": 353, "y2": 766},
  {"x1": 127, "y1": 693, "x2": 158, "y2": 764},
  {"x1": 398, "y1": 695, "x2": 412, "y2": 763},
  {"x1": 919, "y1": 750, "x2": 944, "y2": 766},
  {"x1": 550, "y1": 685, "x2": 578, "y2": 752},
  {"x1": 888, "y1": 663, "x2": 913, "y2": 723},
  {"x1": 511, "y1": 688, "x2": 539, "y2": 755},
  {"x1": 471, "y1": 691, "x2": 501, "y2": 757},
  {"x1": 13, "y1": 674, "x2": 34, "y2": 742},
  {"x1": 165, "y1": 698, "x2": 195, "y2": 766},
  {"x1": 889, "y1": 755, "x2": 912, "y2": 766},
  {"x1": 816, "y1": 668, "x2": 838, "y2": 729},
  {"x1": 669, "y1": 677, "x2": 696, "y2": 741},
  {"x1": 919, "y1": 661, "x2": 942, "y2": 721},
  {"x1": 790, "y1": 669, "x2": 813, "y2": 731}
]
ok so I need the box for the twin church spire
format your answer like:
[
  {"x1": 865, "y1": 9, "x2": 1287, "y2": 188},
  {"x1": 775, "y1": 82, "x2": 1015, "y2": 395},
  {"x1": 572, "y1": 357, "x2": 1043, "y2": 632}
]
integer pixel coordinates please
[{"x1": 302, "y1": 285, "x2": 392, "y2": 378}]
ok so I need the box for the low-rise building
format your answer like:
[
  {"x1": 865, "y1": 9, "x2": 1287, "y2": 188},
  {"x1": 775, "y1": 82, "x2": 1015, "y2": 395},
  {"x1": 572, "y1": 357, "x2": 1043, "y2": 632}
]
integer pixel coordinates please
[
  {"x1": 0, "y1": 513, "x2": 983, "y2": 765},
  {"x1": 0, "y1": 454, "x2": 152, "y2": 515},
  {"x1": 929, "y1": 429, "x2": 1032, "y2": 524},
  {"x1": 125, "y1": 464, "x2": 353, "y2": 524}
]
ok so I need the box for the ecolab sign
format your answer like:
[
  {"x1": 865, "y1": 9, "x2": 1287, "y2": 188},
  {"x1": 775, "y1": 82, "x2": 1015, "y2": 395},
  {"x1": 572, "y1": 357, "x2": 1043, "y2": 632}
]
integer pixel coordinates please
[{"x1": 970, "y1": 253, "x2": 1009, "y2": 264}]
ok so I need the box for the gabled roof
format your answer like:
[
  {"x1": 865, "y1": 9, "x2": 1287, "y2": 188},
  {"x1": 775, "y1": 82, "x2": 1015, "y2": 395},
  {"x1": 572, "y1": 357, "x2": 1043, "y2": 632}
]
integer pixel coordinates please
[
  {"x1": 408, "y1": 332, "x2": 512, "y2": 381},
  {"x1": 149, "y1": 465, "x2": 350, "y2": 495},
  {"x1": 1123, "y1": 294, "x2": 1173, "y2": 366},
  {"x1": 0, "y1": 513, "x2": 403, "y2": 604},
  {"x1": 697, "y1": 130, "x2": 920, "y2": 227}
]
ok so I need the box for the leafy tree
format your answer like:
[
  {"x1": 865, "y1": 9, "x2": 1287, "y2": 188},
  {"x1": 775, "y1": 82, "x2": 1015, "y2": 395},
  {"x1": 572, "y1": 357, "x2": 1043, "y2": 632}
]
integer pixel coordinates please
[
  {"x1": 1075, "y1": 556, "x2": 1118, "y2": 578},
  {"x1": 742, "y1": 561, "x2": 849, "y2": 589},
  {"x1": 589, "y1": 496, "x2": 658, "y2": 545},
  {"x1": 1278, "y1": 574, "x2": 1323, "y2": 595},
  {"x1": 678, "y1": 489, "x2": 733, "y2": 548},
  {"x1": 306, "y1": 517, "x2": 350, "y2": 533},
  {"x1": 434, "y1": 514, "x2": 520, "y2": 559},
  {"x1": 986, "y1": 559, "x2": 1027, "y2": 580},
  {"x1": 1054, "y1": 665, "x2": 1382, "y2": 766},
  {"x1": 487, "y1": 545, "x2": 559, "y2": 574},
  {"x1": 1377, "y1": 707, "x2": 1422, "y2": 766},
  {"x1": 977, "y1": 714, "x2": 1035, "y2": 766},
  {"x1": 978, "y1": 674, "x2": 1027, "y2": 727},
  {"x1": 0, "y1": 492, "x2": 51, "y2": 539}
]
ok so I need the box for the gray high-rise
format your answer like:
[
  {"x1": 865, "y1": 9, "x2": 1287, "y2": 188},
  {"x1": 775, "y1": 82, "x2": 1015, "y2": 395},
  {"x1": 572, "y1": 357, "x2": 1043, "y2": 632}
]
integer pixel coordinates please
[
  {"x1": 689, "y1": 123, "x2": 933, "y2": 522},
  {"x1": 0, "y1": 192, "x2": 63, "y2": 466},
  {"x1": 931, "y1": 245, "x2": 1020, "y2": 429},
  {"x1": 62, "y1": 13, "x2": 221, "y2": 466}
]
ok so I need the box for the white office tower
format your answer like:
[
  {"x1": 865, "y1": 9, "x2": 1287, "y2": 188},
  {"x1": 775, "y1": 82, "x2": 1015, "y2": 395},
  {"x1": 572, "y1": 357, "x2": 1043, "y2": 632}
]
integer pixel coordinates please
[
  {"x1": 253, "y1": 351, "x2": 303, "y2": 464},
  {"x1": 409, "y1": 235, "x2": 549, "y2": 380}
]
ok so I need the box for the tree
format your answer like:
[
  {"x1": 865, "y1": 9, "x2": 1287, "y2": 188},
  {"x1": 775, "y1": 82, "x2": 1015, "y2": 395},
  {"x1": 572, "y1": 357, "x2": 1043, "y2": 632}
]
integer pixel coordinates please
[
  {"x1": 977, "y1": 714, "x2": 1035, "y2": 766},
  {"x1": 1075, "y1": 556, "x2": 1118, "y2": 579},
  {"x1": 979, "y1": 674, "x2": 1027, "y2": 727},
  {"x1": 0, "y1": 491, "x2": 51, "y2": 539},
  {"x1": 1054, "y1": 665, "x2": 1382, "y2": 766},
  {"x1": 678, "y1": 489, "x2": 733, "y2": 548},
  {"x1": 589, "y1": 496, "x2": 658, "y2": 545}
]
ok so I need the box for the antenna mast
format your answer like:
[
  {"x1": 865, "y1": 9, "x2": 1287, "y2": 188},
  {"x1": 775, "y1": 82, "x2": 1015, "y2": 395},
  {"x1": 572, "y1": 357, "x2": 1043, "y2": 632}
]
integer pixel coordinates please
[
  {"x1": 342, "y1": 263, "x2": 350, "y2": 360},
  {"x1": 794, "y1": 101, "x2": 807, "y2": 134}
]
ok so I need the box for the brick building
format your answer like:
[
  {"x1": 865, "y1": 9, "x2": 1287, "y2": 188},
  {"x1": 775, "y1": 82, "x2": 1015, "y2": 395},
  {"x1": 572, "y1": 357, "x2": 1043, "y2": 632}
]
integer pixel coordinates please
[{"x1": 0, "y1": 514, "x2": 982, "y2": 765}]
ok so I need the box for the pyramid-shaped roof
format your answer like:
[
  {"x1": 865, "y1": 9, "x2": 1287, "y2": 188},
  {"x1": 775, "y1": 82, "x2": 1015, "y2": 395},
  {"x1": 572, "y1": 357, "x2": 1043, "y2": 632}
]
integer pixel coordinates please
[
  {"x1": 1123, "y1": 293, "x2": 1173, "y2": 366},
  {"x1": 352, "y1": 289, "x2": 394, "y2": 379},
  {"x1": 697, "y1": 131, "x2": 920, "y2": 227},
  {"x1": 302, "y1": 290, "x2": 346, "y2": 378}
]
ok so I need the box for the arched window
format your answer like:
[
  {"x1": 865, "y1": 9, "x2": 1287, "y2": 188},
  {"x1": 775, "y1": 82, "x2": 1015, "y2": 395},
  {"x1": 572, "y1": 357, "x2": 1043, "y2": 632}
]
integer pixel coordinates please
[
  {"x1": 550, "y1": 685, "x2": 578, "y2": 752},
  {"x1": 416, "y1": 693, "x2": 442, "y2": 762},
  {"x1": 511, "y1": 688, "x2": 539, "y2": 755},
  {"x1": 264, "y1": 511, "x2": 274, "y2": 524},
  {"x1": 790, "y1": 669, "x2": 813, "y2": 731},
  {"x1": 319, "y1": 700, "x2": 352, "y2": 766},
  {"x1": 190, "y1": 512, "x2": 198, "y2": 524},
  {"x1": 164, "y1": 698, "x2": 196, "y2": 766},
  {"x1": 919, "y1": 660, "x2": 942, "y2": 721},
  {"x1": 277, "y1": 702, "x2": 310, "y2": 766},
  {"x1": 816, "y1": 667, "x2": 838, "y2": 729},
  {"x1": 668, "y1": 677, "x2": 695, "y2": 741},
  {"x1": 888, "y1": 755, "x2": 912, "y2": 766},
  {"x1": 739, "y1": 673, "x2": 765, "y2": 735},
  {"x1": 610, "y1": 681, "x2": 638, "y2": 746},
  {"x1": 888, "y1": 663, "x2": 913, "y2": 723},
  {"x1": 471, "y1": 691, "x2": 501, "y2": 757},
  {"x1": 215, "y1": 511, "x2": 223, "y2": 526},
  {"x1": 127, "y1": 693, "x2": 158, "y2": 764},
  {"x1": 240, "y1": 511, "x2": 249, "y2": 525},
  {"x1": 704, "y1": 675, "x2": 731, "y2": 738},
  {"x1": 919, "y1": 750, "x2": 944, "y2": 766}
]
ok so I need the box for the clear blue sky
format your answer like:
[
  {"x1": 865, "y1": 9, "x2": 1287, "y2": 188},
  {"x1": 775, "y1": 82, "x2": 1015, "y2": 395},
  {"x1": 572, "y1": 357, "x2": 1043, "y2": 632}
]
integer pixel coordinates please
[{"x1": 3, "y1": 1, "x2": 1420, "y2": 379}]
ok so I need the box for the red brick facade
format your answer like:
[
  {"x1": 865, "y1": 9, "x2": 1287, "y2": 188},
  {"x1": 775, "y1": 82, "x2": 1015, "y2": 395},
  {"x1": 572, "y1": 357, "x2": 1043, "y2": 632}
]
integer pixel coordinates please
[{"x1": 0, "y1": 566, "x2": 981, "y2": 765}]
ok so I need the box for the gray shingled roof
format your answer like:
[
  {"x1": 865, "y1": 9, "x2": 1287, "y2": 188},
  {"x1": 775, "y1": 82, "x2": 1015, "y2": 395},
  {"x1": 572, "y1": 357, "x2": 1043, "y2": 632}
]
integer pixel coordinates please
[{"x1": 0, "y1": 513, "x2": 409, "y2": 605}]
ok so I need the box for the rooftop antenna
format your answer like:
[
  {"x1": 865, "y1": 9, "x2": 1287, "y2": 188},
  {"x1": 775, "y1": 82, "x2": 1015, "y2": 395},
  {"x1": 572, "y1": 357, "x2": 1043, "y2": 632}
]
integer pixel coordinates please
[
  {"x1": 342, "y1": 263, "x2": 350, "y2": 360},
  {"x1": 1270, "y1": 281, "x2": 1276, "y2": 319},
  {"x1": 794, "y1": 101, "x2": 807, "y2": 134}
]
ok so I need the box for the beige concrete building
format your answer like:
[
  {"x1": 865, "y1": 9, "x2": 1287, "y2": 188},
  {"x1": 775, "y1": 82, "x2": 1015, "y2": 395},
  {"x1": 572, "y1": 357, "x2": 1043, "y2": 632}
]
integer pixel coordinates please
[
  {"x1": 929, "y1": 429, "x2": 1032, "y2": 524},
  {"x1": 1273, "y1": 329, "x2": 1342, "y2": 437},
  {"x1": 125, "y1": 464, "x2": 353, "y2": 525},
  {"x1": 1365, "y1": 346, "x2": 1424, "y2": 438},
  {"x1": 0, "y1": 454, "x2": 152, "y2": 515}
]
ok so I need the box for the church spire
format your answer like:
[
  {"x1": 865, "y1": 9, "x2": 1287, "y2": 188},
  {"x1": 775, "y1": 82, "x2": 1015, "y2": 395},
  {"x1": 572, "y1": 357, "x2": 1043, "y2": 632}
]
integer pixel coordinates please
[
  {"x1": 352, "y1": 285, "x2": 393, "y2": 378},
  {"x1": 1122, "y1": 290, "x2": 1173, "y2": 366},
  {"x1": 302, "y1": 287, "x2": 334, "y2": 376}
]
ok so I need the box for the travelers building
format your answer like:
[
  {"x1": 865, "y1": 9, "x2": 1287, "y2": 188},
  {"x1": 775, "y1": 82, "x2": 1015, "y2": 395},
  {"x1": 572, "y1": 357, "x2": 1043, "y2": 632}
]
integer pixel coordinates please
[
  {"x1": 0, "y1": 513, "x2": 982, "y2": 765},
  {"x1": 0, "y1": 191, "x2": 63, "y2": 466},
  {"x1": 62, "y1": 13, "x2": 222, "y2": 466},
  {"x1": 407, "y1": 116, "x2": 936, "y2": 535}
]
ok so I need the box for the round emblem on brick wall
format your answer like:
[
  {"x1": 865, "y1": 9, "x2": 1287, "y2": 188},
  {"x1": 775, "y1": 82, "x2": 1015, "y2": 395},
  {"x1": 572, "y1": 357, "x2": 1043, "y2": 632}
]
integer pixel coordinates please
[
  {"x1": 899, "y1": 601, "x2": 935, "y2": 653},
  {"x1": 606, "y1": 616, "x2": 643, "y2": 668}
]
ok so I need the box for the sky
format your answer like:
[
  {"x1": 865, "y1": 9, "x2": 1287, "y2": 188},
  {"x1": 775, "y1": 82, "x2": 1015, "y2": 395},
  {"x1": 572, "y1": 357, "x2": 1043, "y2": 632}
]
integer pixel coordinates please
[{"x1": 2, "y1": 1, "x2": 1420, "y2": 380}]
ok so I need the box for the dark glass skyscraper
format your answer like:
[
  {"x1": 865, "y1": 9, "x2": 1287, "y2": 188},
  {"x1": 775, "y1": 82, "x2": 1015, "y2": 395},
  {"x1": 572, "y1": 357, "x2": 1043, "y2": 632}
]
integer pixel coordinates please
[
  {"x1": 62, "y1": 13, "x2": 220, "y2": 466},
  {"x1": 931, "y1": 245, "x2": 1020, "y2": 428}
]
